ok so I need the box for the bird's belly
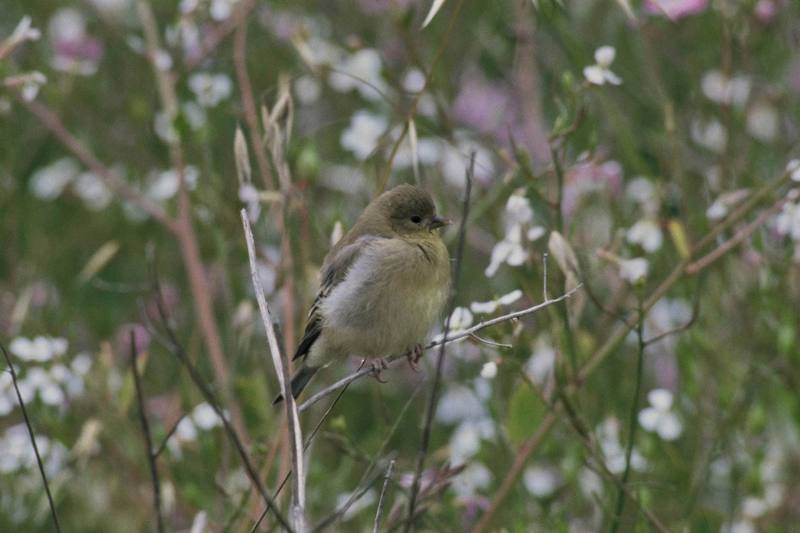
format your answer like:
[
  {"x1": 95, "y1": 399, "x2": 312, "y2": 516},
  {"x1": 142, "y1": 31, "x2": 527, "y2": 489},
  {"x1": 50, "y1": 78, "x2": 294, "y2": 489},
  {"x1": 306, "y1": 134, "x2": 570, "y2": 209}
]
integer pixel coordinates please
[{"x1": 323, "y1": 277, "x2": 446, "y2": 357}]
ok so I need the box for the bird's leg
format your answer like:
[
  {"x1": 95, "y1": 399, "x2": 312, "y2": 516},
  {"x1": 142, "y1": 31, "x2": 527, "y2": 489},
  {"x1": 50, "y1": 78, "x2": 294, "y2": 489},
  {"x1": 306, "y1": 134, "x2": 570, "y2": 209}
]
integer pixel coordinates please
[
  {"x1": 406, "y1": 344, "x2": 424, "y2": 372},
  {"x1": 370, "y1": 357, "x2": 389, "y2": 383}
]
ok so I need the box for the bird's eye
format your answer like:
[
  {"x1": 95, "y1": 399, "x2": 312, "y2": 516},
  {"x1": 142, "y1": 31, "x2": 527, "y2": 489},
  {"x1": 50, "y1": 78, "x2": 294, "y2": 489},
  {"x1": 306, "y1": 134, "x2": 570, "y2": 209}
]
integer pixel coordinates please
[{"x1": 410, "y1": 215, "x2": 422, "y2": 224}]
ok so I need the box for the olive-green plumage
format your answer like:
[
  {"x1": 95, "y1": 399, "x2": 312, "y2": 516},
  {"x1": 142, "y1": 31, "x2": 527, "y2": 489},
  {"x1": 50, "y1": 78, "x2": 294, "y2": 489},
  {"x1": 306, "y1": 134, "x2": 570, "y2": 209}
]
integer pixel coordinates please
[{"x1": 275, "y1": 184, "x2": 451, "y2": 403}]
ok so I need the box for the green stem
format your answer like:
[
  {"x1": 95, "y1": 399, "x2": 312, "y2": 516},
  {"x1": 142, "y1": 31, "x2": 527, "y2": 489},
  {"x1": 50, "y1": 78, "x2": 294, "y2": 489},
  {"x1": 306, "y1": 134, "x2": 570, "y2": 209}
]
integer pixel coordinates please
[{"x1": 610, "y1": 292, "x2": 646, "y2": 533}]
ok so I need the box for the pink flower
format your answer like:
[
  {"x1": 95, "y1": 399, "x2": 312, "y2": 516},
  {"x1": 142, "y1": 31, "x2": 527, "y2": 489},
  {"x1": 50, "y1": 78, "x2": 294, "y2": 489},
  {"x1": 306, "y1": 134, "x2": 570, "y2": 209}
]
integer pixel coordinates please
[{"x1": 644, "y1": 0, "x2": 707, "y2": 20}]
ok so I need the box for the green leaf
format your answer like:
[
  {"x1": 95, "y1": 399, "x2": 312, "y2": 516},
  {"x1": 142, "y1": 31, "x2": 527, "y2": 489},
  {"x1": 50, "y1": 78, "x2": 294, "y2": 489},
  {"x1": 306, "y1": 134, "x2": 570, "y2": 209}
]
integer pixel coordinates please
[{"x1": 505, "y1": 384, "x2": 545, "y2": 446}]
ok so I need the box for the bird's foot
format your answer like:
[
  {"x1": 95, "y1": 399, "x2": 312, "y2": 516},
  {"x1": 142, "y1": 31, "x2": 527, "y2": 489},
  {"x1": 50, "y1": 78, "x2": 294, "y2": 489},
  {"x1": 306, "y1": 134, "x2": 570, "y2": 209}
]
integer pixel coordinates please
[
  {"x1": 370, "y1": 357, "x2": 389, "y2": 383},
  {"x1": 406, "y1": 344, "x2": 424, "y2": 372}
]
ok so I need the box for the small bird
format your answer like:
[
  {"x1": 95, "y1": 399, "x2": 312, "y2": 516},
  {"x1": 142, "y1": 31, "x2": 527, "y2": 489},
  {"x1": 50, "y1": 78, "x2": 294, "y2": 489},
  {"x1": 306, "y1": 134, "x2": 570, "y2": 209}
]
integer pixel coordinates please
[{"x1": 275, "y1": 184, "x2": 451, "y2": 403}]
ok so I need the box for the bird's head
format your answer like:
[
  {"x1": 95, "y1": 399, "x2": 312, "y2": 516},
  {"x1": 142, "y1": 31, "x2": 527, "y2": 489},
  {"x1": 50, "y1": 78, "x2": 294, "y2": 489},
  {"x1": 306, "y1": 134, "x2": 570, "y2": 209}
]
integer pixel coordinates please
[{"x1": 369, "y1": 184, "x2": 451, "y2": 237}]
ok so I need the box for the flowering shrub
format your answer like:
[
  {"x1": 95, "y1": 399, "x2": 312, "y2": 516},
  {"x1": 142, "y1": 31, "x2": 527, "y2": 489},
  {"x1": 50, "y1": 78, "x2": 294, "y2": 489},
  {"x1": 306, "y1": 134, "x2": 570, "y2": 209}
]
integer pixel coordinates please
[{"x1": 1, "y1": 0, "x2": 800, "y2": 531}]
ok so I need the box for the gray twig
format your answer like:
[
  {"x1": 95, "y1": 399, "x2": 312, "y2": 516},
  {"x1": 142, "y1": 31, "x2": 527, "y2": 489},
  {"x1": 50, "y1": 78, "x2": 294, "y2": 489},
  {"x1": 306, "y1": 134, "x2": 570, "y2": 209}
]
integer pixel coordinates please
[
  {"x1": 129, "y1": 331, "x2": 165, "y2": 533},
  {"x1": 0, "y1": 341, "x2": 62, "y2": 533},
  {"x1": 404, "y1": 151, "x2": 474, "y2": 531},
  {"x1": 241, "y1": 209, "x2": 306, "y2": 532},
  {"x1": 372, "y1": 459, "x2": 396, "y2": 533}
]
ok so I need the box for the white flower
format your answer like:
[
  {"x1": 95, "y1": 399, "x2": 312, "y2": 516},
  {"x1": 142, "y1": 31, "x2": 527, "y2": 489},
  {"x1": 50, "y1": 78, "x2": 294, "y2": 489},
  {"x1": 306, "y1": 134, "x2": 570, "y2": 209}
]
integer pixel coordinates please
[
  {"x1": 583, "y1": 46, "x2": 622, "y2": 86},
  {"x1": 786, "y1": 159, "x2": 800, "y2": 182},
  {"x1": 448, "y1": 307, "x2": 473, "y2": 331},
  {"x1": 403, "y1": 68, "x2": 426, "y2": 93},
  {"x1": 188, "y1": 72, "x2": 233, "y2": 107},
  {"x1": 774, "y1": 202, "x2": 800, "y2": 241},
  {"x1": 597, "y1": 417, "x2": 647, "y2": 474},
  {"x1": 626, "y1": 219, "x2": 663, "y2": 253},
  {"x1": 485, "y1": 192, "x2": 544, "y2": 277},
  {"x1": 691, "y1": 118, "x2": 728, "y2": 153},
  {"x1": 209, "y1": 0, "x2": 239, "y2": 20},
  {"x1": 451, "y1": 463, "x2": 492, "y2": 498},
  {"x1": 29, "y1": 158, "x2": 80, "y2": 200},
  {"x1": 523, "y1": 465, "x2": 562, "y2": 497},
  {"x1": 746, "y1": 102, "x2": 778, "y2": 142},
  {"x1": 294, "y1": 75, "x2": 321, "y2": 105},
  {"x1": 525, "y1": 336, "x2": 556, "y2": 385},
  {"x1": 705, "y1": 189, "x2": 750, "y2": 220},
  {"x1": 470, "y1": 289, "x2": 523, "y2": 314},
  {"x1": 638, "y1": 388, "x2": 683, "y2": 441},
  {"x1": 9, "y1": 336, "x2": 68, "y2": 362},
  {"x1": 626, "y1": 177, "x2": 659, "y2": 216},
  {"x1": 480, "y1": 361, "x2": 497, "y2": 379},
  {"x1": 174, "y1": 417, "x2": 198, "y2": 442},
  {"x1": 440, "y1": 136, "x2": 495, "y2": 188},
  {"x1": 71, "y1": 353, "x2": 92, "y2": 375},
  {"x1": 340, "y1": 111, "x2": 387, "y2": 160},
  {"x1": 6, "y1": 16, "x2": 42, "y2": 48},
  {"x1": 74, "y1": 171, "x2": 112, "y2": 210},
  {"x1": 154, "y1": 49, "x2": 172, "y2": 71},
  {"x1": 618, "y1": 257, "x2": 649, "y2": 284},
  {"x1": 329, "y1": 49, "x2": 387, "y2": 101},
  {"x1": 449, "y1": 418, "x2": 495, "y2": 464},
  {"x1": 18, "y1": 71, "x2": 47, "y2": 101},
  {"x1": 436, "y1": 385, "x2": 486, "y2": 423},
  {"x1": 191, "y1": 402, "x2": 222, "y2": 430},
  {"x1": 701, "y1": 70, "x2": 751, "y2": 106},
  {"x1": 190, "y1": 511, "x2": 208, "y2": 533},
  {"x1": 146, "y1": 166, "x2": 199, "y2": 201}
]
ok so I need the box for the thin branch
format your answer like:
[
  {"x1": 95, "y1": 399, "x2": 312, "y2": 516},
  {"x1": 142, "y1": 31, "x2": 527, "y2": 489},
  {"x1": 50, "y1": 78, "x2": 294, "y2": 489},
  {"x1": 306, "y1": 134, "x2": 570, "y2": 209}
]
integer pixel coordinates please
[
  {"x1": 299, "y1": 283, "x2": 583, "y2": 413},
  {"x1": 129, "y1": 332, "x2": 165, "y2": 533},
  {"x1": 686, "y1": 192, "x2": 792, "y2": 275},
  {"x1": 644, "y1": 277, "x2": 702, "y2": 346},
  {"x1": 241, "y1": 210, "x2": 306, "y2": 532},
  {"x1": 610, "y1": 296, "x2": 646, "y2": 533},
  {"x1": 468, "y1": 333, "x2": 512, "y2": 349},
  {"x1": 0, "y1": 342, "x2": 62, "y2": 533},
  {"x1": 151, "y1": 283, "x2": 293, "y2": 532},
  {"x1": 372, "y1": 459, "x2": 396, "y2": 533},
  {"x1": 153, "y1": 413, "x2": 187, "y2": 458},
  {"x1": 19, "y1": 98, "x2": 175, "y2": 232},
  {"x1": 248, "y1": 361, "x2": 365, "y2": 533},
  {"x1": 404, "y1": 152, "x2": 473, "y2": 532}
]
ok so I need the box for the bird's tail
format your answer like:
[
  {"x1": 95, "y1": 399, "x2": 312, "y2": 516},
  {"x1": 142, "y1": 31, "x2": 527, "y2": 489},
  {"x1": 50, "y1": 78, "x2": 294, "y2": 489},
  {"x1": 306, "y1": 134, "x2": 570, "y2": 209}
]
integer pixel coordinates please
[{"x1": 272, "y1": 365, "x2": 319, "y2": 405}]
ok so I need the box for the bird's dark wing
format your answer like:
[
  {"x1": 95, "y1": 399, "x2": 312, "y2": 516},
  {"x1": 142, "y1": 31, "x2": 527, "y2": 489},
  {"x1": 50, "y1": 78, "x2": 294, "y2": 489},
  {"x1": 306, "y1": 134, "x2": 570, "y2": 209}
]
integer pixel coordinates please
[{"x1": 293, "y1": 235, "x2": 382, "y2": 361}]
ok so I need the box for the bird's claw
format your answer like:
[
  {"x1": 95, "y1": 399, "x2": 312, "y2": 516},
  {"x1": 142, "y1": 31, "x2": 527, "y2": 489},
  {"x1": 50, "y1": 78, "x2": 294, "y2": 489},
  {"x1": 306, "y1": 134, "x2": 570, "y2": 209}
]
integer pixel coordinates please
[
  {"x1": 406, "y1": 344, "x2": 424, "y2": 372},
  {"x1": 371, "y1": 357, "x2": 389, "y2": 383}
]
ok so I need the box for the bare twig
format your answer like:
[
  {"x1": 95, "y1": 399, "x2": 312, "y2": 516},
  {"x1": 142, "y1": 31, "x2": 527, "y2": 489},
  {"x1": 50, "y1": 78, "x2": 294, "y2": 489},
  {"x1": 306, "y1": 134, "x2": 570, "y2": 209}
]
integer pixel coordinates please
[
  {"x1": 299, "y1": 284, "x2": 582, "y2": 413},
  {"x1": 1, "y1": 342, "x2": 62, "y2": 533},
  {"x1": 404, "y1": 152, "x2": 473, "y2": 531},
  {"x1": 372, "y1": 459, "x2": 396, "y2": 533},
  {"x1": 151, "y1": 283, "x2": 293, "y2": 532},
  {"x1": 153, "y1": 413, "x2": 187, "y2": 458},
  {"x1": 241, "y1": 210, "x2": 306, "y2": 532},
  {"x1": 129, "y1": 332, "x2": 165, "y2": 533}
]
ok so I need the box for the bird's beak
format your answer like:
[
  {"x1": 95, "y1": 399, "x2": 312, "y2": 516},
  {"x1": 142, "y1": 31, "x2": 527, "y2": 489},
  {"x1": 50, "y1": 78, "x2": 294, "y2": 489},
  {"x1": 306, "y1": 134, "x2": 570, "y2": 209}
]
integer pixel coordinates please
[{"x1": 428, "y1": 215, "x2": 452, "y2": 230}]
